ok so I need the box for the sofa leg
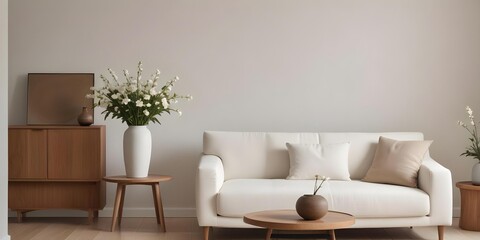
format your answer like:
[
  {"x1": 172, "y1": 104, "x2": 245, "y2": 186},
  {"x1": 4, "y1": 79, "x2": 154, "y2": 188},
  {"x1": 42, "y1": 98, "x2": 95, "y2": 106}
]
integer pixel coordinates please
[
  {"x1": 437, "y1": 226, "x2": 444, "y2": 240},
  {"x1": 203, "y1": 226, "x2": 210, "y2": 240}
]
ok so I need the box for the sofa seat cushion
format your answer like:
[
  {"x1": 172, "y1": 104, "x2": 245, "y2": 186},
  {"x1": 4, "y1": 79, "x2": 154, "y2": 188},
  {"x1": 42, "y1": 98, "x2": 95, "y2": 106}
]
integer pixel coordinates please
[
  {"x1": 328, "y1": 180, "x2": 430, "y2": 218},
  {"x1": 217, "y1": 179, "x2": 430, "y2": 218}
]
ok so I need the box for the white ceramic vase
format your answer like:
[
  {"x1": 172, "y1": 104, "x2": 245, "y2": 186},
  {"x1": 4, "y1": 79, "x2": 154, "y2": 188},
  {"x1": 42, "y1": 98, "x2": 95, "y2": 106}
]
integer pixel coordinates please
[
  {"x1": 123, "y1": 125, "x2": 152, "y2": 178},
  {"x1": 473, "y1": 162, "x2": 480, "y2": 186}
]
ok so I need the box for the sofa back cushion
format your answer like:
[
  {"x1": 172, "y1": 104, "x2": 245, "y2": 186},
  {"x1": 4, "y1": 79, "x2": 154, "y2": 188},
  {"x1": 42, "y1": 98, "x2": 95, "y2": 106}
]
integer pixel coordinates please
[{"x1": 203, "y1": 131, "x2": 425, "y2": 180}]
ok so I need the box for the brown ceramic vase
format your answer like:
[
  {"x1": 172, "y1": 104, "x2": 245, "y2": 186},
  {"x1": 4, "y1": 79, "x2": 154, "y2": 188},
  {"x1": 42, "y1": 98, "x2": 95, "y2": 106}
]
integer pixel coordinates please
[
  {"x1": 77, "y1": 107, "x2": 93, "y2": 126},
  {"x1": 295, "y1": 194, "x2": 328, "y2": 220}
]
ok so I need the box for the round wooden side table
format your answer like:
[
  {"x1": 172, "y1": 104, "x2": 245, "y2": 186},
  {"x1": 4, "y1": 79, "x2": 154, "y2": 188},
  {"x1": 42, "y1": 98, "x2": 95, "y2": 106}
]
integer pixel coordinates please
[
  {"x1": 244, "y1": 210, "x2": 355, "y2": 240},
  {"x1": 103, "y1": 174, "x2": 172, "y2": 232},
  {"x1": 456, "y1": 181, "x2": 480, "y2": 231}
]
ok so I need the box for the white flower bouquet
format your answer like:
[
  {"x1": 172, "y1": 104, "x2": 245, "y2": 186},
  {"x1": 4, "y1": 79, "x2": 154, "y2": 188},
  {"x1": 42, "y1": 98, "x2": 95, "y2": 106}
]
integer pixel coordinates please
[
  {"x1": 458, "y1": 106, "x2": 480, "y2": 162},
  {"x1": 86, "y1": 61, "x2": 192, "y2": 126}
]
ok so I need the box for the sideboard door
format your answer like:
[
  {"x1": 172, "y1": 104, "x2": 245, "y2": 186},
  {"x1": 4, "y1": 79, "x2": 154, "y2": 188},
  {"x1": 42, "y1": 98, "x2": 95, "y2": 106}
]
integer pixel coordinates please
[
  {"x1": 47, "y1": 129, "x2": 101, "y2": 180},
  {"x1": 8, "y1": 129, "x2": 47, "y2": 179}
]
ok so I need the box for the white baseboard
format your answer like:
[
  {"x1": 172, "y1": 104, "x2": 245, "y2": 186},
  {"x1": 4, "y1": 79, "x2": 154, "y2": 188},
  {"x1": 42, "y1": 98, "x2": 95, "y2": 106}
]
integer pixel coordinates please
[
  {"x1": 99, "y1": 207, "x2": 196, "y2": 218},
  {"x1": 8, "y1": 207, "x2": 196, "y2": 218},
  {"x1": 0, "y1": 235, "x2": 10, "y2": 240},
  {"x1": 8, "y1": 207, "x2": 461, "y2": 219},
  {"x1": 453, "y1": 206, "x2": 460, "y2": 218}
]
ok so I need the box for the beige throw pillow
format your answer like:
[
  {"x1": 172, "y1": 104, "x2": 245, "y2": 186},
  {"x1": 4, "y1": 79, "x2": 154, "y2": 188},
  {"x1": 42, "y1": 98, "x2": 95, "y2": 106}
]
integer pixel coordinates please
[
  {"x1": 362, "y1": 136, "x2": 432, "y2": 187},
  {"x1": 286, "y1": 142, "x2": 351, "y2": 180}
]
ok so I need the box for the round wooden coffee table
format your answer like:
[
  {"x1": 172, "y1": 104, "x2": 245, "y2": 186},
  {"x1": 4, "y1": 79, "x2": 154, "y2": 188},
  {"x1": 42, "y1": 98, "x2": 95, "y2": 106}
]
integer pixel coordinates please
[{"x1": 244, "y1": 210, "x2": 355, "y2": 240}]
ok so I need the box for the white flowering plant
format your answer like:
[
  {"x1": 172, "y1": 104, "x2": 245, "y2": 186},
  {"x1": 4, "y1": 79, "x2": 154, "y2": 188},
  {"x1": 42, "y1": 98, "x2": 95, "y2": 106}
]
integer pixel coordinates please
[
  {"x1": 86, "y1": 61, "x2": 192, "y2": 126},
  {"x1": 313, "y1": 175, "x2": 329, "y2": 195},
  {"x1": 458, "y1": 106, "x2": 480, "y2": 162}
]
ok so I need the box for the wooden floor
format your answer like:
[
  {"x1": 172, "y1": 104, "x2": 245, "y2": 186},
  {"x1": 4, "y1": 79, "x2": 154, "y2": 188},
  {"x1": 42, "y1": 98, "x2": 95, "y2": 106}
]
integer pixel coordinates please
[{"x1": 8, "y1": 217, "x2": 480, "y2": 240}]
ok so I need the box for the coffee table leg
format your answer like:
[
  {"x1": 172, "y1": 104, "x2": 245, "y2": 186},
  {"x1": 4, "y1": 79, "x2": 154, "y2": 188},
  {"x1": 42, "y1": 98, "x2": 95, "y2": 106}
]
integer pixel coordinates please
[
  {"x1": 329, "y1": 229, "x2": 336, "y2": 240},
  {"x1": 265, "y1": 228, "x2": 273, "y2": 240}
]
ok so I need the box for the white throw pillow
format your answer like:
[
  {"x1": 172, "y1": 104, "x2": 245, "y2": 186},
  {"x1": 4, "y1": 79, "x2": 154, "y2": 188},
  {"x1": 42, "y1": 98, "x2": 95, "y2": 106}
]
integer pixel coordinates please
[{"x1": 286, "y1": 142, "x2": 351, "y2": 180}]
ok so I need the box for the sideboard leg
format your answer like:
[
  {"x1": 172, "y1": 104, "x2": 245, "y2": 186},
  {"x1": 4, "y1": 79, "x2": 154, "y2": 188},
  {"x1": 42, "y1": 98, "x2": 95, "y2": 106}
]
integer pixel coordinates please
[
  {"x1": 203, "y1": 226, "x2": 210, "y2": 240},
  {"x1": 87, "y1": 209, "x2": 94, "y2": 224},
  {"x1": 437, "y1": 225, "x2": 444, "y2": 240},
  {"x1": 16, "y1": 211, "x2": 23, "y2": 223}
]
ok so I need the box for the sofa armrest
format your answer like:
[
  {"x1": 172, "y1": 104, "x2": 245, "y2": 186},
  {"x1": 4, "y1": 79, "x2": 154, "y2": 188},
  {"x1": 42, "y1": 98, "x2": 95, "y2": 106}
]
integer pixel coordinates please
[
  {"x1": 418, "y1": 157, "x2": 452, "y2": 226},
  {"x1": 196, "y1": 154, "x2": 225, "y2": 226}
]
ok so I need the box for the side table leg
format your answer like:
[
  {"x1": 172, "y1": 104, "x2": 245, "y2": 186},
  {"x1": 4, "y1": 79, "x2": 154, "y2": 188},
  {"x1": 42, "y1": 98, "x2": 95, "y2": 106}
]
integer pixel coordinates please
[
  {"x1": 266, "y1": 228, "x2": 273, "y2": 240},
  {"x1": 329, "y1": 229, "x2": 336, "y2": 240},
  {"x1": 110, "y1": 183, "x2": 124, "y2": 232},
  {"x1": 151, "y1": 184, "x2": 161, "y2": 224},
  {"x1": 118, "y1": 185, "x2": 126, "y2": 225},
  {"x1": 153, "y1": 183, "x2": 167, "y2": 232}
]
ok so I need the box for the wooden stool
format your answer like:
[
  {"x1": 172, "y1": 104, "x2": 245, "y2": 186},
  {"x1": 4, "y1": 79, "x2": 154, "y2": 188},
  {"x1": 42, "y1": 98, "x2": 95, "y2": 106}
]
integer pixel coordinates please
[
  {"x1": 103, "y1": 175, "x2": 172, "y2": 232},
  {"x1": 456, "y1": 181, "x2": 480, "y2": 231}
]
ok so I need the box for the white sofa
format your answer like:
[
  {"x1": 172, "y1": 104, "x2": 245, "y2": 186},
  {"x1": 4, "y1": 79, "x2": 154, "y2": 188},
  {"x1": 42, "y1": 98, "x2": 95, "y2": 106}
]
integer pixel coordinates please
[{"x1": 196, "y1": 131, "x2": 452, "y2": 240}]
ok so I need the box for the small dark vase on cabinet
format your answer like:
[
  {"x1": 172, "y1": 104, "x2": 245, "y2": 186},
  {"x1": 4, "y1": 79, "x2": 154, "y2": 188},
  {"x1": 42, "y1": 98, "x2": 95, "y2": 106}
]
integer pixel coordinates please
[{"x1": 77, "y1": 107, "x2": 93, "y2": 126}]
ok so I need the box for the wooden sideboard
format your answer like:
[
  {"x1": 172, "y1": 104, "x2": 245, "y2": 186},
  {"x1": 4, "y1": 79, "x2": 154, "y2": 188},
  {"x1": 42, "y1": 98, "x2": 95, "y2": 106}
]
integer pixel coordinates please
[{"x1": 8, "y1": 125, "x2": 106, "y2": 223}]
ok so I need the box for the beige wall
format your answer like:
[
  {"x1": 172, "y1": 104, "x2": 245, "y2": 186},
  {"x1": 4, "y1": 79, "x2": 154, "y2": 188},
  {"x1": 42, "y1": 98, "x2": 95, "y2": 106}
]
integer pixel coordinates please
[
  {"x1": 8, "y1": 0, "x2": 480, "y2": 217},
  {"x1": 1, "y1": 0, "x2": 9, "y2": 239}
]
